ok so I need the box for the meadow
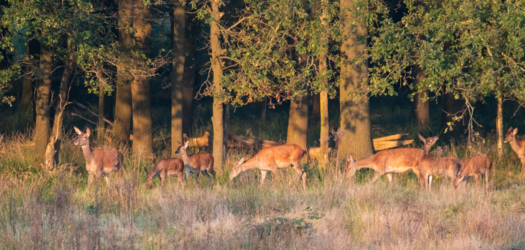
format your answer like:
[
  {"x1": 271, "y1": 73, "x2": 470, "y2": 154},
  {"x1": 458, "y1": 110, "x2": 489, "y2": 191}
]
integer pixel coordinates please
[{"x1": 1, "y1": 98, "x2": 525, "y2": 249}]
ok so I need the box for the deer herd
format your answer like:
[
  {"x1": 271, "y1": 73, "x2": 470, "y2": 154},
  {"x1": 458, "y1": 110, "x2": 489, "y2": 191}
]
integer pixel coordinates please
[{"x1": 72, "y1": 126, "x2": 525, "y2": 191}]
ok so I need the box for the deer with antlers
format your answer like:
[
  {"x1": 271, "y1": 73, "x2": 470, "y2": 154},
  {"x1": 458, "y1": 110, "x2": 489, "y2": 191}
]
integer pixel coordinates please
[
  {"x1": 504, "y1": 127, "x2": 525, "y2": 179},
  {"x1": 229, "y1": 144, "x2": 307, "y2": 190},
  {"x1": 345, "y1": 135, "x2": 439, "y2": 185},
  {"x1": 73, "y1": 127, "x2": 124, "y2": 187},
  {"x1": 418, "y1": 134, "x2": 462, "y2": 191},
  {"x1": 144, "y1": 158, "x2": 184, "y2": 189},
  {"x1": 453, "y1": 154, "x2": 492, "y2": 189},
  {"x1": 175, "y1": 141, "x2": 216, "y2": 187}
]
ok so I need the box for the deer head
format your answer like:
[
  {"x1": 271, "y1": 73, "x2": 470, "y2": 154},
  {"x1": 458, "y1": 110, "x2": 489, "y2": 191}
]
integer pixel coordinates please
[
  {"x1": 73, "y1": 127, "x2": 91, "y2": 147},
  {"x1": 504, "y1": 127, "x2": 518, "y2": 143},
  {"x1": 174, "y1": 141, "x2": 189, "y2": 155},
  {"x1": 229, "y1": 157, "x2": 245, "y2": 180},
  {"x1": 418, "y1": 134, "x2": 439, "y2": 155},
  {"x1": 345, "y1": 154, "x2": 357, "y2": 179}
]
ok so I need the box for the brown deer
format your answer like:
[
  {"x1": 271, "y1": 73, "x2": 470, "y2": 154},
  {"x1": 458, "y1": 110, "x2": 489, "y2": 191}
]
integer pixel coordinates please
[
  {"x1": 229, "y1": 144, "x2": 307, "y2": 190},
  {"x1": 175, "y1": 141, "x2": 215, "y2": 187},
  {"x1": 418, "y1": 135, "x2": 462, "y2": 191},
  {"x1": 345, "y1": 135, "x2": 439, "y2": 185},
  {"x1": 504, "y1": 127, "x2": 525, "y2": 178},
  {"x1": 144, "y1": 158, "x2": 184, "y2": 189},
  {"x1": 453, "y1": 154, "x2": 492, "y2": 189},
  {"x1": 73, "y1": 127, "x2": 124, "y2": 187}
]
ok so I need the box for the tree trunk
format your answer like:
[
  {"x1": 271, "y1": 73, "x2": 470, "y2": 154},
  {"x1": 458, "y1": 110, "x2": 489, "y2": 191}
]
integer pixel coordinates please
[
  {"x1": 113, "y1": 0, "x2": 133, "y2": 145},
  {"x1": 441, "y1": 91, "x2": 467, "y2": 134},
  {"x1": 44, "y1": 50, "x2": 74, "y2": 170},
  {"x1": 412, "y1": 66, "x2": 430, "y2": 130},
  {"x1": 319, "y1": 0, "x2": 329, "y2": 166},
  {"x1": 211, "y1": 0, "x2": 225, "y2": 171},
  {"x1": 287, "y1": 96, "x2": 309, "y2": 149},
  {"x1": 339, "y1": 0, "x2": 373, "y2": 160},
  {"x1": 261, "y1": 97, "x2": 267, "y2": 125},
  {"x1": 20, "y1": 44, "x2": 33, "y2": 114},
  {"x1": 182, "y1": 39, "x2": 195, "y2": 135},
  {"x1": 98, "y1": 84, "x2": 105, "y2": 143},
  {"x1": 171, "y1": 1, "x2": 185, "y2": 157},
  {"x1": 312, "y1": 93, "x2": 320, "y2": 120},
  {"x1": 131, "y1": 1, "x2": 153, "y2": 158},
  {"x1": 33, "y1": 44, "x2": 52, "y2": 166},
  {"x1": 496, "y1": 96, "x2": 503, "y2": 158}
]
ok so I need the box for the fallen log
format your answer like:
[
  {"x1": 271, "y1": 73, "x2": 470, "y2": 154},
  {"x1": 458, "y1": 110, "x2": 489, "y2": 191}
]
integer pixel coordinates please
[
  {"x1": 373, "y1": 139, "x2": 414, "y2": 151},
  {"x1": 373, "y1": 133, "x2": 408, "y2": 142}
]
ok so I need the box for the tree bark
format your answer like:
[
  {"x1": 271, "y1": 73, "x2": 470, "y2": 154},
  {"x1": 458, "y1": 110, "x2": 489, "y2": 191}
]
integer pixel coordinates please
[
  {"x1": 412, "y1": 66, "x2": 430, "y2": 130},
  {"x1": 131, "y1": 1, "x2": 153, "y2": 158},
  {"x1": 211, "y1": 0, "x2": 225, "y2": 170},
  {"x1": 311, "y1": 93, "x2": 320, "y2": 120},
  {"x1": 182, "y1": 39, "x2": 195, "y2": 135},
  {"x1": 496, "y1": 96, "x2": 503, "y2": 158},
  {"x1": 98, "y1": 84, "x2": 105, "y2": 143},
  {"x1": 33, "y1": 44, "x2": 52, "y2": 166},
  {"x1": 20, "y1": 44, "x2": 33, "y2": 114},
  {"x1": 171, "y1": 0, "x2": 185, "y2": 157},
  {"x1": 113, "y1": 0, "x2": 133, "y2": 145},
  {"x1": 319, "y1": 0, "x2": 329, "y2": 166},
  {"x1": 339, "y1": 0, "x2": 373, "y2": 160},
  {"x1": 287, "y1": 95, "x2": 309, "y2": 149}
]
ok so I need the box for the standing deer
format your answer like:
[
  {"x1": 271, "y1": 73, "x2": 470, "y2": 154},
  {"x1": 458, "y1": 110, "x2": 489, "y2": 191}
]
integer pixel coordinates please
[
  {"x1": 453, "y1": 154, "x2": 492, "y2": 189},
  {"x1": 73, "y1": 127, "x2": 124, "y2": 187},
  {"x1": 144, "y1": 158, "x2": 184, "y2": 189},
  {"x1": 345, "y1": 134, "x2": 439, "y2": 185},
  {"x1": 418, "y1": 135, "x2": 462, "y2": 191},
  {"x1": 175, "y1": 141, "x2": 215, "y2": 187},
  {"x1": 504, "y1": 127, "x2": 525, "y2": 178},
  {"x1": 229, "y1": 144, "x2": 307, "y2": 190}
]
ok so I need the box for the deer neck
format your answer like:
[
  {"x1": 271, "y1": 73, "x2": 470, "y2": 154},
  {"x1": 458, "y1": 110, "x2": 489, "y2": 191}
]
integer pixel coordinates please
[
  {"x1": 181, "y1": 151, "x2": 192, "y2": 165},
  {"x1": 81, "y1": 144, "x2": 95, "y2": 165},
  {"x1": 509, "y1": 139, "x2": 524, "y2": 157}
]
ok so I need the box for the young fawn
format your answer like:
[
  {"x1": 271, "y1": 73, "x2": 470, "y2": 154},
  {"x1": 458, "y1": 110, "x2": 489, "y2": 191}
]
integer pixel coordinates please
[
  {"x1": 73, "y1": 127, "x2": 124, "y2": 187},
  {"x1": 453, "y1": 154, "x2": 492, "y2": 189},
  {"x1": 418, "y1": 134, "x2": 462, "y2": 191},
  {"x1": 175, "y1": 141, "x2": 216, "y2": 187},
  {"x1": 504, "y1": 127, "x2": 525, "y2": 179},
  {"x1": 229, "y1": 144, "x2": 307, "y2": 190},
  {"x1": 345, "y1": 135, "x2": 439, "y2": 185},
  {"x1": 144, "y1": 158, "x2": 184, "y2": 189}
]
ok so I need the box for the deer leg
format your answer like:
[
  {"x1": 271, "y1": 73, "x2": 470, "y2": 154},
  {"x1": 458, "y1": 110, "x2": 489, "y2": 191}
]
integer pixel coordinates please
[
  {"x1": 428, "y1": 176, "x2": 432, "y2": 192},
  {"x1": 385, "y1": 173, "x2": 393, "y2": 185},
  {"x1": 369, "y1": 172, "x2": 383, "y2": 185},
  {"x1": 160, "y1": 170, "x2": 166, "y2": 188},
  {"x1": 87, "y1": 174, "x2": 94, "y2": 187},
  {"x1": 202, "y1": 170, "x2": 212, "y2": 188},
  {"x1": 104, "y1": 175, "x2": 110, "y2": 186},
  {"x1": 195, "y1": 171, "x2": 200, "y2": 186},
  {"x1": 209, "y1": 169, "x2": 216, "y2": 186},
  {"x1": 178, "y1": 173, "x2": 184, "y2": 188},
  {"x1": 185, "y1": 168, "x2": 190, "y2": 181},
  {"x1": 292, "y1": 165, "x2": 306, "y2": 190},
  {"x1": 260, "y1": 170, "x2": 268, "y2": 186},
  {"x1": 484, "y1": 172, "x2": 489, "y2": 189}
]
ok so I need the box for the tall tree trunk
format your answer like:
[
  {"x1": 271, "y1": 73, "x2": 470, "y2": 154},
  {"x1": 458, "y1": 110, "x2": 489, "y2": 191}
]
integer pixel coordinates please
[
  {"x1": 44, "y1": 50, "x2": 74, "y2": 170},
  {"x1": 441, "y1": 91, "x2": 467, "y2": 134},
  {"x1": 339, "y1": 0, "x2": 373, "y2": 160},
  {"x1": 113, "y1": 0, "x2": 133, "y2": 145},
  {"x1": 211, "y1": 0, "x2": 225, "y2": 171},
  {"x1": 171, "y1": 0, "x2": 185, "y2": 157},
  {"x1": 98, "y1": 84, "x2": 105, "y2": 143},
  {"x1": 287, "y1": 96, "x2": 309, "y2": 149},
  {"x1": 33, "y1": 44, "x2": 52, "y2": 166},
  {"x1": 131, "y1": 1, "x2": 153, "y2": 158},
  {"x1": 496, "y1": 96, "x2": 503, "y2": 158},
  {"x1": 319, "y1": 0, "x2": 329, "y2": 166},
  {"x1": 20, "y1": 45, "x2": 33, "y2": 114},
  {"x1": 182, "y1": 39, "x2": 195, "y2": 135},
  {"x1": 412, "y1": 66, "x2": 430, "y2": 130}
]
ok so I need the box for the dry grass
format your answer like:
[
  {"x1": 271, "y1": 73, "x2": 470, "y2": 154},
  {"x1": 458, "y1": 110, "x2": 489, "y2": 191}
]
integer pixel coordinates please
[{"x1": 1, "y1": 132, "x2": 525, "y2": 249}]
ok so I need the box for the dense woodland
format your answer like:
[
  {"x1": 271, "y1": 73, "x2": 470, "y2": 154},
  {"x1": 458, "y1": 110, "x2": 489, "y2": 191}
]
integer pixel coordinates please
[{"x1": 0, "y1": 0, "x2": 525, "y2": 248}]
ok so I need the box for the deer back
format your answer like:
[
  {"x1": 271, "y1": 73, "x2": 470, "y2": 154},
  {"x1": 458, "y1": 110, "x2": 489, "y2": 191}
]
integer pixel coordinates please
[
  {"x1": 185, "y1": 153, "x2": 214, "y2": 171},
  {"x1": 244, "y1": 144, "x2": 306, "y2": 168},
  {"x1": 372, "y1": 148, "x2": 424, "y2": 172},
  {"x1": 92, "y1": 148, "x2": 123, "y2": 173}
]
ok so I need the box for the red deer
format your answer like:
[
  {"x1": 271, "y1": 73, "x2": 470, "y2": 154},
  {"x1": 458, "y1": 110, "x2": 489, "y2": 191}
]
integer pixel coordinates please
[
  {"x1": 418, "y1": 135, "x2": 462, "y2": 191},
  {"x1": 504, "y1": 127, "x2": 525, "y2": 179},
  {"x1": 73, "y1": 127, "x2": 124, "y2": 187},
  {"x1": 144, "y1": 158, "x2": 184, "y2": 189},
  {"x1": 175, "y1": 141, "x2": 215, "y2": 187},
  {"x1": 345, "y1": 135, "x2": 439, "y2": 185},
  {"x1": 229, "y1": 144, "x2": 307, "y2": 190},
  {"x1": 453, "y1": 154, "x2": 492, "y2": 189}
]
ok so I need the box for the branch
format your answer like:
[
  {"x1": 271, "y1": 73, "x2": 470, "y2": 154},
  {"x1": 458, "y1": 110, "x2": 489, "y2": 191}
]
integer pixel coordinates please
[
  {"x1": 71, "y1": 113, "x2": 97, "y2": 125},
  {"x1": 73, "y1": 101, "x2": 114, "y2": 126},
  {"x1": 226, "y1": 16, "x2": 253, "y2": 31}
]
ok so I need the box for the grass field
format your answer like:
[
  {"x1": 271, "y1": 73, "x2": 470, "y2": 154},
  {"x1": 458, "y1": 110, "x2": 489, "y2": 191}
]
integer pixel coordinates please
[{"x1": 1, "y1": 98, "x2": 525, "y2": 249}]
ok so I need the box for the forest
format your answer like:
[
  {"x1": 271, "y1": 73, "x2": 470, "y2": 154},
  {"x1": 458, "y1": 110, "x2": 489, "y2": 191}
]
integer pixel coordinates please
[{"x1": 0, "y1": 0, "x2": 525, "y2": 248}]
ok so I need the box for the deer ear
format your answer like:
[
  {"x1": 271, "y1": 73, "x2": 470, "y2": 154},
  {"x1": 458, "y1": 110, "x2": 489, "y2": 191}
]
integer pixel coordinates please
[
  {"x1": 74, "y1": 126, "x2": 82, "y2": 135},
  {"x1": 238, "y1": 157, "x2": 245, "y2": 164},
  {"x1": 418, "y1": 134, "x2": 425, "y2": 142},
  {"x1": 86, "y1": 128, "x2": 91, "y2": 137},
  {"x1": 184, "y1": 141, "x2": 189, "y2": 148},
  {"x1": 513, "y1": 128, "x2": 518, "y2": 135}
]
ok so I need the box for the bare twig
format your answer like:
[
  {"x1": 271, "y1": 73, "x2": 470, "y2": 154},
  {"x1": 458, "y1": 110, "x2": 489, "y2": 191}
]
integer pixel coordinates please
[
  {"x1": 71, "y1": 112, "x2": 97, "y2": 125},
  {"x1": 73, "y1": 101, "x2": 114, "y2": 126}
]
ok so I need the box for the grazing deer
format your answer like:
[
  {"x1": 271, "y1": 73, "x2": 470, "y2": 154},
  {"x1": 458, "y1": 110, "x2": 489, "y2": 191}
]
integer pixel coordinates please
[
  {"x1": 504, "y1": 127, "x2": 525, "y2": 178},
  {"x1": 144, "y1": 158, "x2": 184, "y2": 189},
  {"x1": 345, "y1": 135, "x2": 439, "y2": 185},
  {"x1": 417, "y1": 134, "x2": 462, "y2": 191},
  {"x1": 453, "y1": 154, "x2": 492, "y2": 189},
  {"x1": 229, "y1": 144, "x2": 307, "y2": 190},
  {"x1": 73, "y1": 127, "x2": 124, "y2": 187},
  {"x1": 175, "y1": 141, "x2": 215, "y2": 187}
]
